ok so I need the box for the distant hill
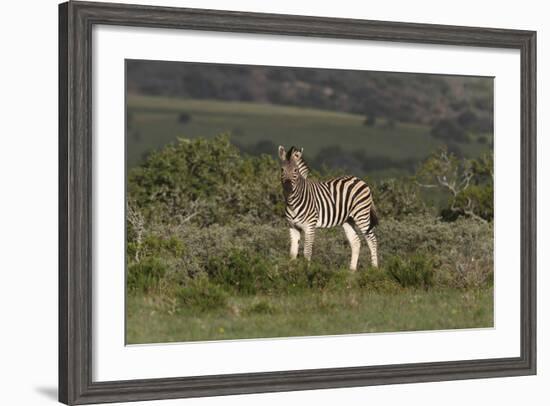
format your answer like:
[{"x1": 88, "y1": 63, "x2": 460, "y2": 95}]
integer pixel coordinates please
[
  {"x1": 127, "y1": 59, "x2": 494, "y2": 132},
  {"x1": 126, "y1": 95, "x2": 491, "y2": 179},
  {"x1": 126, "y1": 60, "x2": 493, "y2": 177}
]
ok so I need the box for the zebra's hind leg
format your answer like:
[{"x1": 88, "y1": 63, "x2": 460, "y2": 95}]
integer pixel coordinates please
[
  {"x1": 353, "y1": 214, "x2": 378, "y2": 268},
  {"x1": 342, "y1": 222, "x2": 361, "y2": 271},
  {"x1": 365, "y1": 230, "x2": 378, "y2": 268}
]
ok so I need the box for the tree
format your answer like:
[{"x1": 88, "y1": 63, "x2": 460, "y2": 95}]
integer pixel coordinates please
[
  {"x1": 178, "y1": 112, "x2": 191, "y2": 124},
  {"x1": 363, "y1": 114, "x2": 376, "y2": 126},
  {"x1": 430, "y1": 118, "x2": 468, "y2": 143},
  {"x1": 415, "y1": 148, "x2": 493, "y2": 222}
]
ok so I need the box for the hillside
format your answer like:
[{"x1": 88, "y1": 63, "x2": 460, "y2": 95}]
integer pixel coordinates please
[
  {"x1": 127, "y1": 60, "x2": 494, "y2": 130},
  {"x1": 126, "y1": 95, "x2": 492, "y2": 178}
]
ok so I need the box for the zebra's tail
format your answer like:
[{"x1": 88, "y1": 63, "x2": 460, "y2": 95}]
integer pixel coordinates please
[{"x1": 368, "y1": 203, "x2": 379, "y2": 231}]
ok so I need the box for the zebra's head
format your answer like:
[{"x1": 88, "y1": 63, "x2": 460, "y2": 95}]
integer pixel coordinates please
[{"x1": 278, "y1": 145, "x2": 304, "y2": 199}]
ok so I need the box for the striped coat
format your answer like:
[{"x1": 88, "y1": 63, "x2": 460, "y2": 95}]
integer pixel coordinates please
[{"x1": 279, "y1": 146, "x2": 378, "y2": 270}]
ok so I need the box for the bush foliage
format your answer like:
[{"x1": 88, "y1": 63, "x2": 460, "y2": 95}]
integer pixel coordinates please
[
  {"x1": 177, "y1": 277, "x2": 228, "y2": 313},
  {"x1": 128, "y1": 134, "x2": 284, "y2": 225},
  {"x1": 386, "y1": 254, "x2": 434, "y2": 289},
  {"x1": 126, "y1": 136, "x2": 494, "y2": 312}
]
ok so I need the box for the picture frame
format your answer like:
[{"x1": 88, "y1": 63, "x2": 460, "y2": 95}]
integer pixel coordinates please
[{"x1": 59, "y1": 1, "x2": 536, "y2": 404}]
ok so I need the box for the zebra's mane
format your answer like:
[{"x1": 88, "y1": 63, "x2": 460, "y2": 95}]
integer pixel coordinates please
[{"x1": 286, "y1": 146, "x2": 311, "y2": 178}]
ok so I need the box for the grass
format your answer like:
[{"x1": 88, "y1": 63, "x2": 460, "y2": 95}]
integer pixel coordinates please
[
  {"x1": 126, "y1": 94, "x2": 491, "y2": 173},
  {"x1": 126, "y1": 287, "x2": 493, "y2": 344}
]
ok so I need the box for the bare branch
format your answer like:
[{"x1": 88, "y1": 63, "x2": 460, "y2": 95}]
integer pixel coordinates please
[
  {"x1": 464, "y1": 208, "x2": 489, "y2": 223},
  {"x1": 126, "y1": 200, "x2": 145, "y2": 262},
  {"x1": 180, "y1": 211, "x2": 199, "y2": 224},
  {"x1": 461, "y1": 170, "x2": 473, "y2": 190},
  {"x1": 415, "y1": 181, "x2": 439, "y2": 189},
  {"x1": 175, "y1": 198, "x2": 202, "y2": 225},
  {"x1": 436, "y1": 175, "x2": 458, "y2": 196}
]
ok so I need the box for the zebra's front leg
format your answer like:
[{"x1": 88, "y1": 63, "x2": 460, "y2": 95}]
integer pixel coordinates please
[
  {"x1": 289, "y1": 227, "x2": 301, "y2": 259},
  {"x1": 302, "y1": 224, "x2": 316, "y2": 262}
]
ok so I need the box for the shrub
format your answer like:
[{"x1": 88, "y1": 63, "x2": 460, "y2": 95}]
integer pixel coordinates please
[
  {"x1": 127, "y1": 134, "x2": 285, "y2": 226},
  {"x1": 206, "y1": 252, "x2": 350, "y2": 295},
  {"x1": 457, "y1": 109, "x2": 478, "y2": 128},
  {"x1": 364, "y1": 115, "x2": 376, "y2": 126},
  {"x1": 271, "y1": 260, "x2": 351, "y2": 293},
  {"x1": 477, "y1": 135, "x2": 488, "y2": 144},
  {"x1": 305, "y1": 262, "x2": 349, "y2": 291},
  {"x1": 431, "y1": 118, "x2": 468, "y2": 143},
  {"x1": 127, "y1": 257, "x2": 167, "y2": 293},
  {"x1": 127, "y1": 211, "x2": 493, "y2": 297},
  {"x1": 206, "y1": 249, "x2": 275, "y2": 295},
  {"x1": 373, "y1": 178, "x2": 428, "y2": 219},
  {"x1": 453, "y1": 184, "x2": 494, "y2": 222},
  {"x1": 140, "y1": 234, "x2": 185, "y2": 258},
  {"x1": 276, "y1": 260, "x2": 312, "y2": 293},
  {"x1": 176, "y1": 278, "x2": 228, "y2": 312},
  {"x1": 178, "y1": 112, "x2": 191, "y2": 123},
  {"x1": 386, "y1": 254, "x2": 434, "y2": 289},
  {"x1": 356, "y1": 267, "x2": 402, "y2": 294}
]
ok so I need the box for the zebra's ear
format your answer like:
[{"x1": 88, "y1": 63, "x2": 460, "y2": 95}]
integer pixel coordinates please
[
  {"x1": 294, "y1": 148, "x2": 303, "y2": 160},
  {"x1": 278, "y1": 145, "x2": 287, "y2": 161}
]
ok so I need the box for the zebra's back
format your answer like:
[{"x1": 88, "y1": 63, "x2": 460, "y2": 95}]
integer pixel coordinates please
[{"x1": 310, "y1": 176, "x2": 374, "y2": 228}]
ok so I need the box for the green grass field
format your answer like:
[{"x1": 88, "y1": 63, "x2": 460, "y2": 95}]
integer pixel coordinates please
[
  {"x1": 126, "y1": 287, "x2": 493, "y2": 344},
  {"x1": 126, "y1": 95, "x2": 490, "y2": 172}
]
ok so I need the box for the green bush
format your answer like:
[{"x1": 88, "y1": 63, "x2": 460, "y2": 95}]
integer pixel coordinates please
[
  {"x1": 453, "y1": 184, "x2": 494, "y2": 222},
  {"x1": 431, "y1": 118, "x2": 468, "y2": 143},
  {"x1": 275, "y1": 260, "x2": 311, "y2": 293},
  {"x1": 176, "y1": 278, "x2": 228, "y2": 312},
  {"x1": 126, "y1": 214, "x2": 493, "y2": 296},
  {"x1": 206, "y1": 249, "x2": 276, "y2": 295},
  {"x1": 204, "y1": 251, "x2": 350, "y2": 295},
  {"x1": 356, "y1": 267, "x2": 402, "y2": 294},
  {"x1": 304, "y1": 262, "x2": 349, "y2": 291},
  {"x1": 141, "y1": 234, "x2": 185, "y2": 258},
  {"x1": 274, "y1": 260, "x2": 346, "y2": 293},
  {"x1": 373, "y1": 178, "x2": 428, "y2": 219},
  {"x1": 386, "y1": 254, "x2": 434, "y2": 289},
  {"x1": 127, "y1": 258, "x2": 167, "y2": 293},
  {"x1": 127, "y1": 134, "x2": 285, "y2": 226}
]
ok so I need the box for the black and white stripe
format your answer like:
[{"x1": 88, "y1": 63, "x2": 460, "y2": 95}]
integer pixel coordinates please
[{"x1": 279, "y1": 146, "x2": 378, "y2": 270}]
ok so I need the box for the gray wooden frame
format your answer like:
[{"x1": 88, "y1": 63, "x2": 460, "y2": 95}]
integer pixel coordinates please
[{"x1": 59, "y1": 1, "x2": 537, "y2": 404}]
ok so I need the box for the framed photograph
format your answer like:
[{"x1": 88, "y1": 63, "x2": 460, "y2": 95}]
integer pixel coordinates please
[{"x1": 59, "y1": 1, "x2": 536, "y2": 404}]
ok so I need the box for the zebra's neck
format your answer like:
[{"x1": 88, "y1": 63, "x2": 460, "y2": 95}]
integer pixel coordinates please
[
  {"x1": 296, "y1": 157, "x2": 310, "y2": 178},
  {"x1": 286, "y1": 176, "x2": 307, "y2": 208}
]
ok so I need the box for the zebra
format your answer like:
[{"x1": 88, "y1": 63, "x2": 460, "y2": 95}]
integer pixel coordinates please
[{"x1": 278, "y1": 145, "x2": 378, "y2": 270}]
